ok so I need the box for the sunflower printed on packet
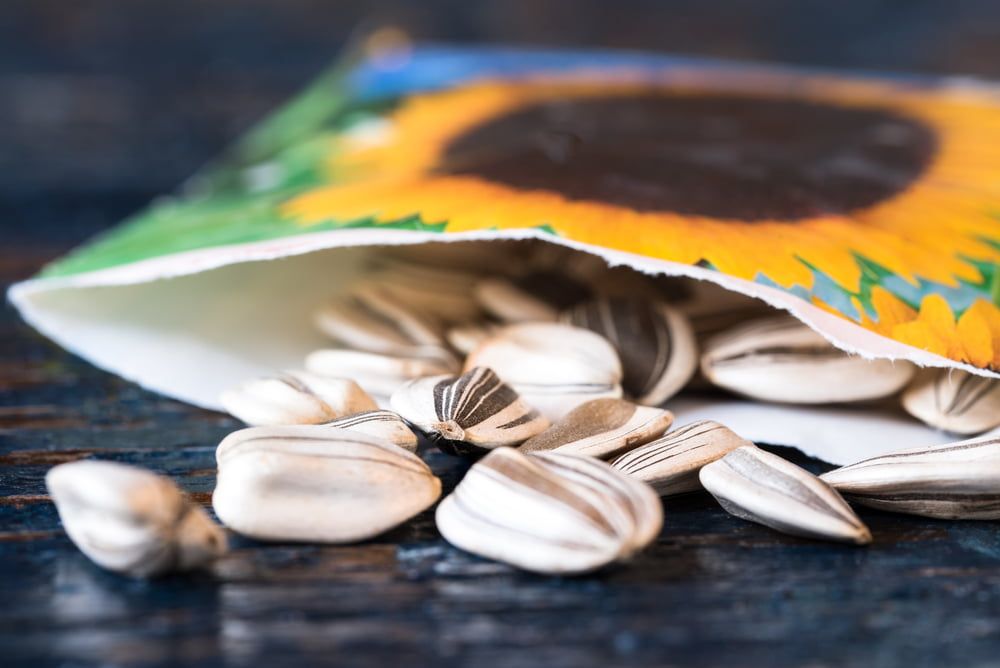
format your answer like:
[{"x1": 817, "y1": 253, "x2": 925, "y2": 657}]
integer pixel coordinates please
[{"x1": 283, "y1": 73, "x2": 1000, "y2": 374}]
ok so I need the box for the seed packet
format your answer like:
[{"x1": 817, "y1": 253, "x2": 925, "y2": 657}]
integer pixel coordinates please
[{"x1": 10, "y1": 42, "x2": 999, "y2": 463}]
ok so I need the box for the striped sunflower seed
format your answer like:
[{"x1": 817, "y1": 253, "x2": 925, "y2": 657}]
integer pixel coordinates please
[
  {"x1": 213, "y1": 426, "x2": 441, "y2": 542},
  {"x1": 220, "y1": 371, "x2": 378, "y2": 426},
  {"x1": 507, "y1": 381, "x2": 623, "y2": 424},
  {"x1": 46, "y1": 461, "x2": 227, "y2": 578},
  {"x1": 519, "y1": 398, "x2": 674, "y2": 460},
  {"x1": 700, "y1": 446, "x2": 872, "y2": 545},
  {"x1": 305, "y1": 348, "x2": 457, "y2": 400},
  {"x1": 474, "y1": 271, "x2": 591, "y2": 323},
  {"x1": 464, "y1": 322, "x2": 624, "y2": 420},
  {"x1": 351, "y1": 283, "x2": 447, "y2": 347},
  {"x1": 561, "y1": 297, "x2": 698, "y2": 405},
  {"x1": 314, "y1": 297, "x2": 453, "y2": 360},
  {"x1": 321, "y1": 409, "x2": 419, "y2": 452},
  {"x1": 390, "y1": 366, "x2": 550, "y2": 456},
  {"x1": 901, "y1": 369, "x2": 1000, "y2": 435},
  {"x1": 435, "y1": 447, "x2": 662, "y2": 574},
  {"x1": 530, "y1": 451, "x2": 664, "y2": 551},
  {"x1": 446, "y1": 322, "x2": 500, "y2": 356},
  {"x1": 700, "y1": 315, "x2": 915, "y2": 404},
  {"x1": 820, "y1": 434, "x2": 1000, "y2": 519},
  {"x1": 610, "y1": 420, "x2": 752, "y2": 495},
  {"x1": 355, "y1": 271, "x2": 482, "y2": 324}
]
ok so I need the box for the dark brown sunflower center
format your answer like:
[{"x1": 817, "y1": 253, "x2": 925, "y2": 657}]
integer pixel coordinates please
[{"x1": 438, "y1": 93, "x2": 937, "y2": 221}]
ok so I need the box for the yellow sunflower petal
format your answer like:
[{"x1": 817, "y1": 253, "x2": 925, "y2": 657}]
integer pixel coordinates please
[
  {"x1": 959, "y1": 299, "x2": 1000, "y2": 368},
  {"x1": 892, "y1": 294, "x2": 967, "y2": 360},
  {"x1": 956, "y1": 304, "x2": 996, "y2": 368}
]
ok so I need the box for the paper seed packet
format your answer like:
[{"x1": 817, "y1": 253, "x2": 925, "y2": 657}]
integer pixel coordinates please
[{"x1": 10, "y1": 39, "x2": 1000, "y2": 464}]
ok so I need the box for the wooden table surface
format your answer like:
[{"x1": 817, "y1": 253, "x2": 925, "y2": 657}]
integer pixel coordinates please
[{"x1": 4, "y1": 3, "x2": 1000, "y2": 666}]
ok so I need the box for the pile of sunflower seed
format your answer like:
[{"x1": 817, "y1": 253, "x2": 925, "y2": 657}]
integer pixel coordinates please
[{"x1": 46, "y1": 242, "x2": 1000, "y2": 577}]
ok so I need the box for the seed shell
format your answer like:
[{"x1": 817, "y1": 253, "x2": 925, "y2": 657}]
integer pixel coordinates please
[
  {"x1": 46, "y1": 461, "x2": 227, "y2": 577},
  {"x1": 820, "y1": 434, "x2": 1000, "y2": 519},
  {"x1": 562, "y1": 297, "x2": 698, "y2": 405},
  {"x1": 305, "y1": 348, "x2": 457, "y2": 399},
  {"x1": 475, "y1": 271, "x2": 591, "y2": 323},
  {"x1": 321, "y1": 409, "x2": 419, "y2": 452},
  {"x1": 513, "y1": 382, "x2": 624, "y2": 423},
  {"x1": 390, "y1": 366, "x2": 550, "y2": 456},
  {"x1": 213, "y1": 426, "x2": 441, "y2": 542},
  {"x1": 220, "y1": 371, "x2": 378, "y2": 426},
  {"x1": 901, "y1": 369, "x2": 1000, "y2": 435},
  {"x1": 465, "y1": 322, "x2": 623, "y2": 420},
  {"x1": 355, "y1": 274, "x2": 481, "y2": 324},
  {"x1": 610, "y1": 420, "x2": 752, "y2": 495},
  {"x1": 446, "y1": 322, "x2": 500, "y2": 355},
  {"x1": 700, "y1": 315, "x2": 915, "y2": 404},
  {"x1": 351, "y1": 283, "x2": 447, "y2": 347},
  {"x1": 700, "y1": 446, "x2": 872, "y2": 545},
  {"x1": 531, "y1": 451, "x2": 664, "y2": 552},
  {"x1": 435, "y1": 447, "x2": 662, "y2": 574},
  {"x1": 520, "y1": 398, "x2": 674, "y2": 459},
  {"x1": 314, "y1": 297, "x2": 453, "y2": 360}
]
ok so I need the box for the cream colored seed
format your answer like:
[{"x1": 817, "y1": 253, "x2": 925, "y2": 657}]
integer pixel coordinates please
[
  {"x1": 700, "y1": 446, "x2": 872, "y2": 545},
  {"x1": 320, "y1": 409, "x2": 419, "y2": 452},
  {"x1": 213, "y1": 426, "x2": 441, "y2": 543},
  {"x1": 700, "y1": 315, "x2": 915, "y2": 404},
  {"x1": 435, "y1": 447, "x2": 662, "y2": 574},
  {"x1": 46, "y1": 461, "x2": 227, "y2": 578},
  {"x1": 520, "y1": 398, "x2": 673, "y2": 460},
  {"x1": 561, "y1": 297, "x2": 698, "y2": 406},
  {"x1": 219, "y1": 371, "x2": 378, "y2": 426},
  {"x1": 465, "y1": 322, "x2": 624, "y2": 421},
  {"x1": 820, "y1": 434, "x2": 1000, "y2": 519},
  {"x1": 305, "y1": 348, "x2": 457, "y2": 400},
  {"x1": 610, "y1": 420, "x2": 752, "y2": 496},
  {"x1": 901, "y1": 369, "x2": 1000, "y2": 435}
]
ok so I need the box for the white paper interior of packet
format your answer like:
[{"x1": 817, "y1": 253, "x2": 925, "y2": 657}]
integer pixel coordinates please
[{"x1": 9, "y1": 42, "x2": 1000, "y2": 465}]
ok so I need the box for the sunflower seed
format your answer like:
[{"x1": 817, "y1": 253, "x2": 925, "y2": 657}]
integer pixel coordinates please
[
  {"x1": 474, "y1": 271, "x2": 591, "y2": 323},
  {"x1": 513, "y1": 382, "x2": 624, "y2": 424},
  {"x1": 305, "y1": 348, "x2": 457, "y2": 399},
  {"x1": 435, "y1": 447, "x2": 662, "y2": 574},
  {"x1": 530, "y1": 451, "x2": 664, "y2": 551},
  {"x1": 355, "y1": 274, "x2": 482, "y2": 324},
  {"x1": 700, "y1": 315, "x2": 915, "y2": 403},
  {"x1": 562, "y1": 298, "x2": 698, "y2": 405},
  {"x1": 465, "y1": 322, "x2": 624, "y2": 420},
  {"x1": 901, "y1": 369, "x2": 1000, "y2": 435},
  {"x1": 314, "y1": 297, "x2": 453, "y2": 360},
  {"x1": 390, "y1": 366, "x2": 550, "y2": 456},
  {"x1": 46, "y1": 461, "x2": 227, "y2": 577},
  {"x1": 220, "y1": 371, "x2": 378, "y2": 426},
  {"x1": 213, "y1": 426, "x2": 441, "y2": 542},
  {"x1": 610, "y1": 420, "x2": 753, "y2": 495},
  {"x1": 820, "y1": 434, "x2": 1000, "y2": 519},
  {"x1": 446, "y1": 322, "x2": 500, "y2": 355},
  {"x1": 699, "y1": 446, "x2": 872, "y2": 544},
  {"x1": 351, "y1": 282, "x2": 452, "y2": 347},
  {"x1": 520, "y1": 398, "x2": 673, "y2": 460},
  {"x1": 320, "y1": 409, "x2": 419, "y2": 452}
]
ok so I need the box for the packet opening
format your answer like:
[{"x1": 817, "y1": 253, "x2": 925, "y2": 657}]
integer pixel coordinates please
[{"x1": 10, "y1": 238, "x2": 983, "y2": 465}]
